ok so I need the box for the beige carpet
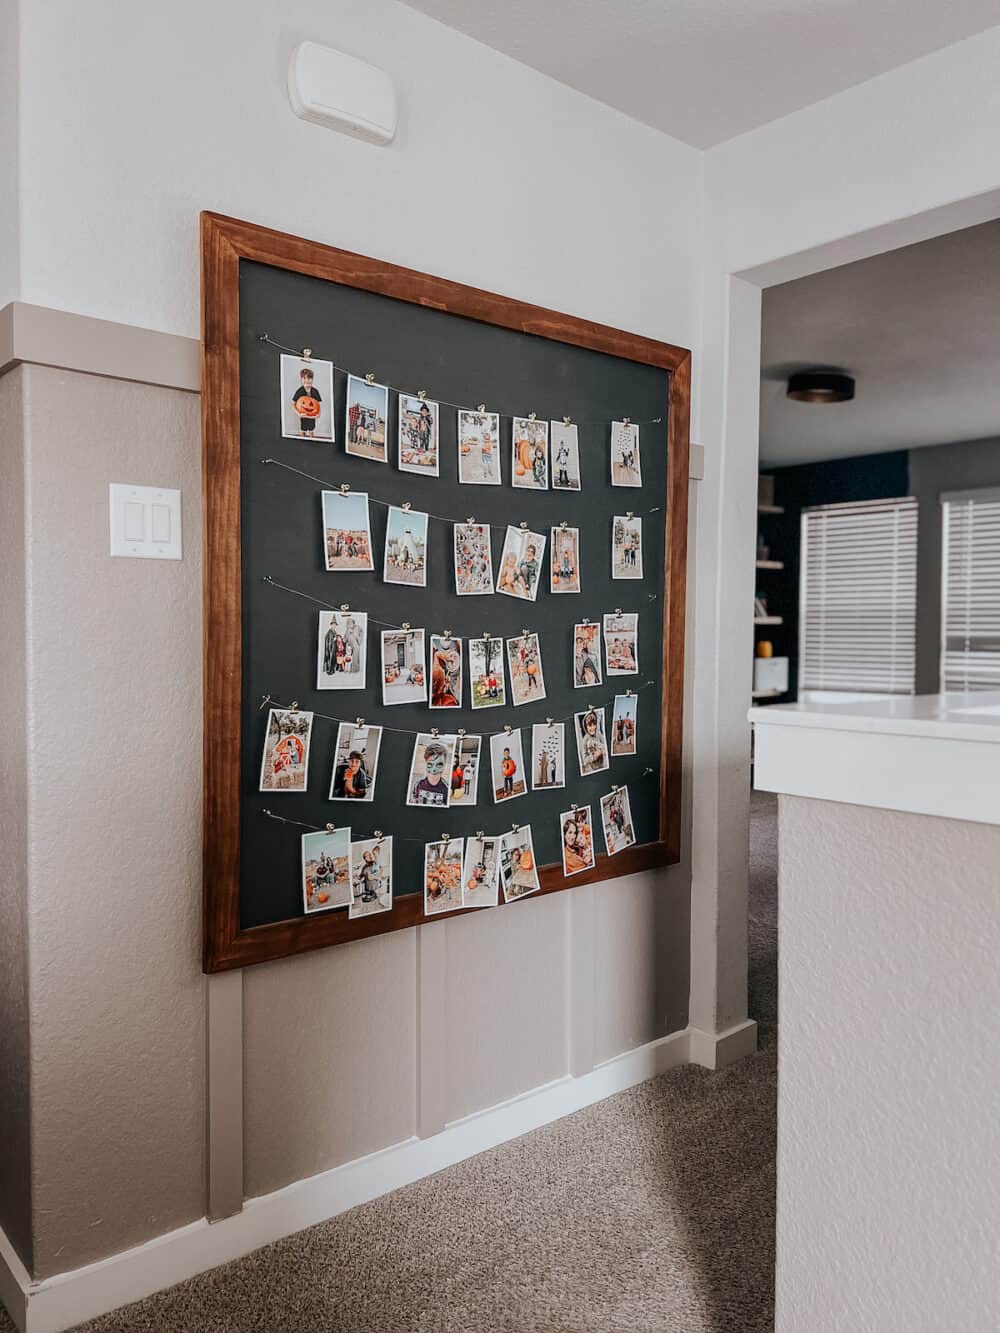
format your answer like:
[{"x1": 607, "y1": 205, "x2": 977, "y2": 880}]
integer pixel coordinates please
[{"x1": 4, "y1": 794, "x2": 778, "y2": 1333}]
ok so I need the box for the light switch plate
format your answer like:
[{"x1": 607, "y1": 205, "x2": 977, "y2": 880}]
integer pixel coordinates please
[{"x1": 109, "y1": 484, "x2": 182, "y2": 559}]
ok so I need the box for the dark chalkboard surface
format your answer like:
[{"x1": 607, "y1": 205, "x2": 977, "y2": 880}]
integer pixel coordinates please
[{"x1": 202, "y1": 213, "x2": 689, "y2": 970}]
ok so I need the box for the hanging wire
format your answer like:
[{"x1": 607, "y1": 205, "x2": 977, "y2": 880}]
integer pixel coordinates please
[
  {"x1": 258, "y1": 331, "x2": 666, "y2": 429},
  {"x1": 260, "y1": 808, "x2": 426, "y2": 843},
  {"x1": 260, "y1": 456, "x2": 663, "y2": 529}
]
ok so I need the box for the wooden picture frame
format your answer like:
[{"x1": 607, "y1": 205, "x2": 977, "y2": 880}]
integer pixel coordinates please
[{"x1": 201, "y1": 211, "x2": 690, "y2": 972}]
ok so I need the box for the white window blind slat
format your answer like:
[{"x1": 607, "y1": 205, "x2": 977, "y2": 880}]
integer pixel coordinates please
[
  {"x1": 799, "y1": 497, "x2": 917, "y2": 695},
  {"x1": 940, "y1": 493, "x2": 1000, "y2": 692}
]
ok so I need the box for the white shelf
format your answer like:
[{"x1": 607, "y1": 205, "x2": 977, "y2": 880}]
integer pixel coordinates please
[
  {"x1": 758, "y1": 504, "x2": 784, "y2": 515},
  {"x1": 754, "y1": 615, "x2": 783, "y2": 625},
  {"x1": 752, "y1": 688, "x2": 787, "y2": 700},
  {"x1": 755, "y1": 559, "x2": 784, "y2": 570}
]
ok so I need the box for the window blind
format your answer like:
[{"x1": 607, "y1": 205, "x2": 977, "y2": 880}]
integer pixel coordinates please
[
  {"x1": 940, "y1": 488, "x2": 1000, "y2": 692},
  {"x1": 799, "y1": 497, "x2": 917, "y2": 695}
]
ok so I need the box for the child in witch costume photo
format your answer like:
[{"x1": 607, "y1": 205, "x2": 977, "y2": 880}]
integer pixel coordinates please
[{"x1": 292, "y1": 367, "x2": 321, "y2": 436}]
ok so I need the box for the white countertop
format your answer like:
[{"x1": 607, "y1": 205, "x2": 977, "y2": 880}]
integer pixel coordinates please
[
  {"x1": 748, "y1": 691, "x2": 1000, "y2": 744},
  {"x1": 748, "y1": 692, "x2": 1000, "y2": 825}
]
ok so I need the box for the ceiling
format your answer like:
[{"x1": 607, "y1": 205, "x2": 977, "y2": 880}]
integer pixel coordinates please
[
  {"x1": 400, "y1": 1, "x2": 1000, "y2": 147},
  {"x1": 759, "y1": 221, "x2": 1000, "y2": 467}
]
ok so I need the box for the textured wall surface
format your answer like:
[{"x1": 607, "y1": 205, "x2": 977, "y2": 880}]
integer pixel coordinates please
[
  {"x1": 776, "y1": 795, "x2": 1000, "y2": 1333},
  {"x1": 0, "y1": 368, "x2": 32, "y2": 1267},
  {"x1": 20, "y1": 365, "x2": 207, "y2": 1277}
]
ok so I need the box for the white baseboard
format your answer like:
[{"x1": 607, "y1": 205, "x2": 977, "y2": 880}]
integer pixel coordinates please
[
  {"x1": 1, "y1": 1028, "x2": 689, "y2": 1333},
  {"x1": 687, "y1": 1018, "x2": 758, "y2": 1070}
]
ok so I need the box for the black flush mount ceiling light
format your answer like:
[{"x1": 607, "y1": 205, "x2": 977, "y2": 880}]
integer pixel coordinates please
[{"x1": 787, "y1": 371, "x2": 855, "y2": 403}]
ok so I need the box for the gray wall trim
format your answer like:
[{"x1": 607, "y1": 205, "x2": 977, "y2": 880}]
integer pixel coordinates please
[
  {"x1": 0, "y1": 302, "x2": 199, "y2": 393},
  {"x1": 206, "y1": 971, "x2": 244, "y2": 1222}
]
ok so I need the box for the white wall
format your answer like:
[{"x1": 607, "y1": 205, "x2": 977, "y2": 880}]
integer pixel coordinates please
[{"x1": 0, "y1": 0, "x2": 19, "y2": 307}]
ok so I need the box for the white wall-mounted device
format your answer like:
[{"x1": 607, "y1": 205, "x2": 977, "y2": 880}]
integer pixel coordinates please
[
  {"x1": 109, "y1": 483, "x2": 182, "y2": 559},
  {"x1": 288, "y1": 41, "x2": 397, "y2": 146}
]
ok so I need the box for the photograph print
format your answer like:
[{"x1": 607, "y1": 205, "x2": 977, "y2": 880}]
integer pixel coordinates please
[
  {"x1": 301, "y1": 828, "x2": 351, "y2": 913},
  {"x1": 551, "y1": 421, "x2": 581, "y2": 491},
  {"x1": 322, "y1": 490, "x2": 374, "y2": 572},
  {"x1": 381, "y1": 628, "x2": 427, "y2": 705},
  {"x1": 453, "y1": 522, "x2": 495, "y2": 596},
  {"x1": 560, "y1": 805, "x2": 596, "y2": 877},
  {"x1": 573, "y1": 621, "x2": 603, "y2": 688},
  {"x1": 349, "y1": 836, "x2": 393, "y2": 918},
  {"x1": 430, "y1": 634, "x2": 464, "y2": 709},
  {"x1": 469, "y1": 635, "x2": 506, "y2": 711},
  {"x1": 398, "y1": 394, "x2": 439, "y2": 476},
  {"x1": 280, "y1": 354, "x2": 335, "y2": 442},
  {"x1": 511, "y1": 416, "x2": 549, "y2": 490},
  {"x1": 496, "y1": 525, "x2": 546, "y2": 602},
  {"x1": 550, "y1": 525, "x2": 581, "y2": 594},
  {"x1": 490, "y1": 728, "x2": 526, "y2": 803},
  {"x1": 498, "y1": 824, "x2": 540, "y2": 903},
  {"x1": 611, "y1": 695, "x2": 638, "y2": 757},
  {"x1": 259, "y1": 707, "x2": 313, "y2": 793},
  {"x1": 600, "y1": 786, "x2": 636, "y2": 856},
  {"x1": 328, "y1": 722, "x2": 383, "y2": 800},
  {"x1": 462, "y1": 834, "x2": 499, "y2": 909},
  {"x1": 345, "y1": 374, "x2": 389, "y2": 463},
  {"x1": 407, "y1": 732, "x2": 457, "y2": 808},
  {"x1": 317, "y1": 610, "x2": 367, "y2": 690},
  {"x1": 424, "y1": 837, "x2": 465, "y2": 916},
  {"x1": 506, "y1": 632, "x2": 546, "y2": 707},
  {"x1": 531, "y1": 721, "x2": 565, "y2": 790},
  {"x1": 450, "y1": 734, "x2": 482, "y2": 806},
  {"x1": 611, "y1": 515, "x2": 643, "y2": 580},
  {"x1": 604, "y1": 611, "x2": 639, "y2": 675},
  {"x1": 610, "y1": 420, "x2": 642, "y2": 486},
  {"x1": 383, "y1": 505, "x2": 428, "y2": 588},
  {"x1": 574, "y1": 705, "x2": 609, "y2": 777},
  {"x1": 457, "y1": 409, "x2": 501, "y2": 485}
]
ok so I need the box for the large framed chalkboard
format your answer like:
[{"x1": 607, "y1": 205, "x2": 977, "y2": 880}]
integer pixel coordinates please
[{"x1": 202, "y1": 212, "x2": 690, "y2": 972}]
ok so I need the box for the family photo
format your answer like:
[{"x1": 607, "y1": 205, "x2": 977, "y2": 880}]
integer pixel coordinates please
[
  {"x1": 575, "y1": 706, "x2": 609, "y2": 777},
  {"x1": 398, "y1": 394, "x2": 439, "y2": 475},
  {"x1": 316, "y1": 610, "x2": 367, "y2": 690},
  {"x1": 348, "y1": 836, "x2": 393, "y2": 919},
  {"x1": 610, "y1": 420, "x2": 642, "y2": 486},
  {"x1": 258, "y1": 707, "x2": 313, "y2": 792},
  {"x1": 450, "y1": 734, "x2": 482, "y2": 805},
  {"x1": 604, "y1": 612, "x2": 639, "y2": 674},
  {"x1": 424, "y1": 837, "x2": 464, "y2": 915},
  {"x1": 560, "y1": 806, "x2": 595, "y2": 877},
  {"x1": 550, "y1": 421, "x2": 581, "y2": 491},
  {"x1": 457, "y1": 409, "x2": 501, "y2": 484},
  {"x1": 600, "y1": 787, "x2": 636, "y2": 856},
  {"x1": 430, "y1": 634, "x2": 464, "y2": 708},
  {"x1": 301, "y1": 828, "x2": 351, "y2": 913},
  {"x1": 611, "y1": 515, "x2": 643, "y2": 579},
  {"x1": 345, "y1": 374, "x2": 389, "y2": 463},
  {"x1": 469, "y1": 636, "x2": 506, "y2": 709},
  {"x1": 531, "y1": 722, "x2": 565, "y2": 790},
  {"x1": 280, "y1": 354, "x2": 334, "y2": 442},
  {"x1": 498, "y1": 825, "x2": 540, "y2": 903},
  {"x1": 461, "y1": 834, "x2": 499, "y2": 909},
  {"x1": 381, "y1": 628, "x2": 427, "y2": 705},
  {"x1": 512, "y1": 416, "x2": 549, "y2": 489},
  {"x1": 407, "y1": 733, "x2": 456, "y2": 807},
  {"x1": 322, "y1": 490, "x2": 374, "y2": 572},
  {"x1": 611, "y1": 695, "x2": 638, "y2": 757},
  {"x1": 550, "y1": 525, "x2": 581, "y2": 593},
  {"x1": 507, "y1": 632, "x2": 546, "y2": 706},
  {"x1": 497, "y1": 525, "x2": 546, "y2": 601},
  {"x1": 490, "y1": 729, "x2": 526, "y2": 802},
  {"x1": 383, "y1": 506, "x2": 428, "y2": 587},
  {"x1": 573, "y1": 621, "x2": 603, "y2": 687},
  {"x1": 453, "y1": 521, "x2": 495, "y2": 596},
  {"x1": 328, "y1": 723, "x2": 383, "y2": 800}
]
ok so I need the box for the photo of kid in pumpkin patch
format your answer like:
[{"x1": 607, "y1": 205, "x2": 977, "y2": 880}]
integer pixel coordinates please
[{"x1": 280, "y1": 354, "x2": 334, "y2": 441}]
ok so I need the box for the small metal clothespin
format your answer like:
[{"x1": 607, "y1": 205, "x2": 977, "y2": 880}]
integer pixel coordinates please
[
  {"x1": 356, "y1": 717, "x2": 365, "y2": 727},
  {"x1": 365, "y1": 372, "x2": 376, "y2": 385},
  {"x1": 289, "y1": 701, "x2": 299, "y2": 714},
  {"x1": 402, "y1": 501, "x2": 412, "y2": 512},
  {"x1": 563, "y1": 416, "x2": 572, "y2": 426},
  {"x1": 467, "y1": 515, "x2": 476, "y2": 525},
  {"x1": 457, "y1": 728, "x2": 466, "y2": 737},
  {"x1": 545, "y1": 717, "x2": 554, "y2": 726},
  {"x1": 503, "y1": 724, "x2": 513, "y2": 735},
  {"x1": 477, "y1": 403, "x2": 486, "y2": 413},
  {"x1": 528, "y1": 411, "x2": 537, "y2": 422},
  {"x1": 430, "y1": 727, "x2": 440, "y2": 738},
  {"x1": 626, "y1": 510, "x2": 634, "y2": 520},
  {"x1": 340, "y1": 603, "x2": 350, "y2": 612},
  {"x1": 511, "y1": 824, "x2": 520, "y2": 833},
  {"x1": 441, "y1": 833, "x2": 450, "y2": 846},
  {"x1": 572, "y1": 803, "x2": 579, "y2": 812},
  {"x1": 519, "y1": 521, "x2": 528, "y2": 530},
  {"x1": 643, "y1": 767, "x2": 654, "y2": 776},
  {"x1": 302, "y1": 347, "x2": 313, "y2": 360},
  {"x1": 417, "y1": 389, "x2": 427, "y2": 401},
  {"x1": 560, "y1": 520, "x2": 568, "y2": 530},
  {"x1": 476, "y1": 830, "x2": 485, "y2": 840},
  {"x1": 443, "y1": 628, "x2": 452, "y2": 638},
  {"x1": 521, "y1": 627, "x2": 529, "y2": 639},
  {"x1": 482, "y1": 630, "x2": 491, "y2": 641},
  {"x1": 325, "y1": 822, "x2": 336, "y2": 834},
  {"x1": 373, "y1": 829, "x2": 384, "y2": 843},
  {"x1": 339, "y1": 483, "x2": 350, "y2": 495},
  {"x1": 615, "y1": 607, "x2": 622, "y2": 617},
  {"x1": 612, "y1": 784, "x2": 620, "y2": 794},
  {"x1": 623, "y1": 416, "x2": 631, "y2": 428},
  {"x1": 401, "y1": 622, "x2": 411, "y2": 632},
  {"x1": 626, "y1": 689, "x2": 633, "y2": 698}
]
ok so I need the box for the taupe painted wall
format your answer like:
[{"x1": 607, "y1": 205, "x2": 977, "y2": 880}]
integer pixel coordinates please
[{"x1": 2, "y1": 358, "x2": 695, "y2": 1275}]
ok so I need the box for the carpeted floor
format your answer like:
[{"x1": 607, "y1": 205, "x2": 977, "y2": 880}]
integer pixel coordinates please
[{"x1": 5, "y1": 794, "x2": 778, "y2": 1333}]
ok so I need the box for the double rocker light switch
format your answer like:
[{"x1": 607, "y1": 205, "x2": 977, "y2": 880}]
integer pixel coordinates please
[{"x1": 109, "y1": 483, "x2": 182, "y2": 559}]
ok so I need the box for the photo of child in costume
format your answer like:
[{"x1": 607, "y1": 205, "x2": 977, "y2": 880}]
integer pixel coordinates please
[{"x1": 280, "y1": 354, "x2": 334, "y2": 441}]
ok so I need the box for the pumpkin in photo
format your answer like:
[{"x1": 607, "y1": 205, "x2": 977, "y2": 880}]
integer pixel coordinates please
[
  {"x1": 317, "y1": 892, "x2": 329, "y2": 904},
  {"x1": 295, "y1": 395, "x2": 321, "y2": 418},
  {"x1": 757, "y1": 639, "x2": 774, "y2": 659},
  {"x1": 519, "y1": 847, "x2": 534, "y2": 871}
]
